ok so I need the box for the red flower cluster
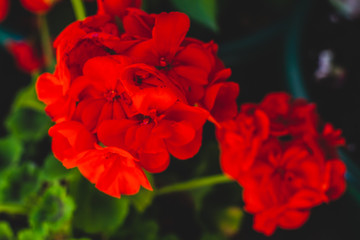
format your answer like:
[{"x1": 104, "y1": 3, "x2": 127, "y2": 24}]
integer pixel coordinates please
[
  {"x1": 36, "y1": 4, "x2": 237, "y2": 197},
  {"x1": 216, "y1": 92, "x2": 346, "y2": 235}
]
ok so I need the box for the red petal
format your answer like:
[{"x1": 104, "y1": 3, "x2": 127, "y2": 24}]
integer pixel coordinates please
[
  {"x1": 153, "y1": 12, "x2": 190, "y2": 60},
  {"x1": 166, "y1": 128, "x2": 202, "y2": 160},
  {"x1": 139, "y1": 150, "x2": 170, "y2": 173}
]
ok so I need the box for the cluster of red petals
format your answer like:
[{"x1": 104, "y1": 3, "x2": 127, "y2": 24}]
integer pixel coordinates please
[
  {"x1": 36, "y1": 7, "x2": 237, "y2": 197},
  {"x1": 5, "y1": 40, "x2": 43, "y2": 73},
  {"x1": 216, "y1": 92, "x2": 347, "y2": 235},
  {"x1": 0, "y1": 0, "x2": 9, "y2": 22},
  {"x1": 20, "y1": 0, "x2": 59, "y2": 14}
]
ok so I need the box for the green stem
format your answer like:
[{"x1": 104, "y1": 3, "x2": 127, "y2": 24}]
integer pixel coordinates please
[
  {"x1": 156, "y1": 174, "x2": 233, "y2": 195},
  {"x1": 38, "y1": 15, "x2": 55, "y2": 72},
  {"x1": 0, "y1": 203, "x2": 27, "y2": 215},
  {"x1": 71, "y1": 0, "x2": 87, "y2": 21}
]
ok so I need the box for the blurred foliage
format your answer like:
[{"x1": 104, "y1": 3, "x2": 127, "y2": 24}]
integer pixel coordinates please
[{"x1": 170, "y1": 0, "x2": 218, "y2": 32}]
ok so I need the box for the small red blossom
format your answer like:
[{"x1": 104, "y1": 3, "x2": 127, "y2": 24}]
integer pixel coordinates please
[
  {"x1": 5, "y1": 40, "x2": 43, "y2": 73},
  {"x1": 20, "y1": 0, "x2": 59, "y2": 14},
  {"x1": 97, "y1": 0, "x2": 142, "y2": 19},
  {"x1": 216, "y1": 92, "x2": 346, "y2": 235},
  {"x1": 0, "y1": 0, "x2": 9, "y2": 22}
]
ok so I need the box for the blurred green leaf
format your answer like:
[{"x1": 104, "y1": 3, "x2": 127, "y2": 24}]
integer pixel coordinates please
[
  {"x1": 132, "y1": 220, "x2": 159, "y2": 240},
  {"x1": 200, "y1": 232, "x2": 227, "y2": 240},
  {"x1": 0, "y1": 162, "x2": 40, "y2": 204},
  {"x1": 171, "y1": 0, "x2": 219, "y2": 32},
  {"x1": 190, "y1": 186, "x2": 213, "y2": 212},
  {"x1": 0, "y1": 221, "x2": 14, "y2": 240},
  {"x1": 5, "y1": 108, "x2": 51, "y2": 142},
  {"x1": 0, "y1": 136, "x2": 23, "y2": 169},
  {"x1": 69, "y1": 238, "x2": 91, "y2": 240},
  {"x1": 12, "y1": 84, "x2": 45, "y2": 113},
  {"x1": 17, "y1": 229, "x2": 43, "y2": 240},
  {"x1": 29, "y1": 183, "x2": 75, "y2": 235},
  {"x1": 39, "y1": 154, "x2": 71, "y2": 182},
  {"x1": 217, "y1": 206, "x2": 244, "y2": 237},
  {"x1": 127, "y1": 172, "x2": 154, "y2": 213},
  {"x1": 70, "y1": 175, "x2": 129, "y2": 235},
  {"x1": 161, "y1": 235, "x2": 179, "y2": 240}
]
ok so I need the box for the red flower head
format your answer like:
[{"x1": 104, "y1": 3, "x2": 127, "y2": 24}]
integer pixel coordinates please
[
  {"x1": 216, "y1": 92, "x2": 347, "y2": 235},
  {"x1": 5, "y1": 40, "x2": 43, "y2": 73},
  {"x1": 0, "y1": 0, "x2": 9, "y2": 22},
  {"x1": 20, "y1": 0, "x2": 59, "y2": 14},
  {"x1": 36, "y1": 9, "x2": 231, "y2": 198},
  {"x1": 97, "y1": 0, "x2": 142, "y2": 19}
]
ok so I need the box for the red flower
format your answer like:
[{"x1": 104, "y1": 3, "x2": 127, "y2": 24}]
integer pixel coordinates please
[
  {"x1": 259, "y1": 92, "x2": 319, "y2": 137},
  {"x1": 98, "y1": 0, "x2": 142, "y2": 19},
  {"x1": 0, "y1": 0, "x2": 9, "y2": 22},
  {"x1": 69, "y1": 55, "x2": 136, "y2": 132},
  {"x1": 216, "y1": 105, "x2": 269, "y2": 180},
  {"x1": 36, "y1": 9, "x2": 232, "y2": 198},
  {"x1": 78, "y1": 146, "x2": 152, "y2": 198},
  {"x1": 49, "y1": 121, "x2": 151, "y2": 198},
  {"x1": 5, "y1": 40, "x2": 43, "y2": 73},
  {"x1": 20, "y1": 0, "x2": 59, "y2": 14},
  {"x1": 241, "y1": 140, "x2": 346, "y2": 236},
  {"x1": 98, "y1": 102, "x2": 208, "y2": 173},
  {"x1": 216, "y1": 92, "x2": 347, "y2": 235},
  {"x1": 126, "y1": 12, "x2": 214, "y2": 103}
]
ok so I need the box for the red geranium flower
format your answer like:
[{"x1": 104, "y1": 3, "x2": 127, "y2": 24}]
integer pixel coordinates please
[
  {"x1": 97, "y1": 0, "x2": 142, "y2": 19},
  {"x1": 20, "y1": 0, "x2": 59, "y2": 14},
  {"x1": 5, "y1": 40, "x2": 43, "y2": 73},
  {"x1": 36, "y1": 9, "x2": 233, "y2": 198},
  {"x1": 49, "y1": 121, "x2": 151, "y2": 198},
  {"x1": 241, "y1": 140, "x2": 346, "y2": 236},
  {"x1": 216, "y1": 92, "x2": 347, "y2": 235}
]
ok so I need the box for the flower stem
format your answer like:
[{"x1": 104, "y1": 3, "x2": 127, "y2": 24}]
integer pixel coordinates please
[
  {"x1": 156, "y1": 174, "x2": 233, "y2": 195},
  {"x1": 0, "y1": 203, "x2": 27, "y2": 215},
  {"x1": 38, "y1": 15, "x2": 55, "y2": 72},
  {"x1": 71, "y1": 0, "x2": 87, "y2": 21}
]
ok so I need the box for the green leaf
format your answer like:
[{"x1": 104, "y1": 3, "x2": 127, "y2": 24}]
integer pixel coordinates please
[
  {"x1": 162, "y1": 235, "x2": 179, "y2": 240},
  {"x1": 29, "y1": 183, "x2": 75, "y2": 235},
  {"x1": 70, "y1": 175, "x2": 129, "y2": 234},
  {"x1": 0, "y1": 221, "x2": 14, "y2": 240},
  {"x1": 200, "y1": 232, "x2": 227, "y2": 240},
  {"x1": 127, "y1": 172, "x2": 154, "y2": 213},
  {"x1": 17, "y1": 229, "x2": 44, "y2": 240},
  {"x1": 132, "y1": 220, "x2": 159, "y2": 240},
  {"x1": 0, "y1": 136, "x2": 23, "y2": 169},
  {"x1": 217, "y1": 206, "x2": 244, "y2": 237},
  {"x1": 11, "y1": 84, "x2": 45, "y2": 113},
  {"x1": 39, "y1": 154, "x2": 70, "y2": 181},
  {"x1": 5, "y1": 108, "x2": 51, "y2": 142},
  {"x1": 0, "y1": 162, "x2": 40, "y2": 204},
  {"x1": 171, "y1": 0, "x2": 219, "y2": 32}
]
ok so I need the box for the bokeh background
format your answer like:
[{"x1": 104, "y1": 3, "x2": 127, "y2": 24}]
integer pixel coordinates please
[{"x1": 1, "y1": 0, "x2": 360, "y2": 239}]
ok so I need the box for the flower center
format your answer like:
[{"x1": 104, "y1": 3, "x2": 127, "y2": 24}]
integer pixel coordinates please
[
  {"x1": 104, "y1": 90, "x2": 119, "y2": 102},
  {"x1": 157, "y1": 57, "x2": 171, "y2": 70}
]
